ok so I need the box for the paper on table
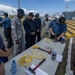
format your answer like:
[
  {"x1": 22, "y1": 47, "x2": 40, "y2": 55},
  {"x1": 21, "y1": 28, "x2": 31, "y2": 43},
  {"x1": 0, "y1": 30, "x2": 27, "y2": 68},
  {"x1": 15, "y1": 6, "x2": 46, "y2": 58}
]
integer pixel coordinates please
[
  {"x1": 56, "y1": 54, "x2": 63, "y2": 62},
  {"x1": 48, "y1": 53, "x2": 63, "y2": 62},
  {"x1": 31, "y1": 64, "x2": 48, "y2": 75}
]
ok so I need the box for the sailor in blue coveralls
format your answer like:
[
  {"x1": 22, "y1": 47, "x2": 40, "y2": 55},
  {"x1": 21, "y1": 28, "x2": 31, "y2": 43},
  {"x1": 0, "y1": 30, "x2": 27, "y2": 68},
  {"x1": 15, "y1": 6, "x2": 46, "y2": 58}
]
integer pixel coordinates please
[
  {"x1": 49, "y1": 17, "x2": 67, "y2": 41},
  {"x1": 34, "y1": 13, "x2": 41, "y2": 42},
  {"x1": 23, "y1": 12, "x2": 36, "y2": 49}
]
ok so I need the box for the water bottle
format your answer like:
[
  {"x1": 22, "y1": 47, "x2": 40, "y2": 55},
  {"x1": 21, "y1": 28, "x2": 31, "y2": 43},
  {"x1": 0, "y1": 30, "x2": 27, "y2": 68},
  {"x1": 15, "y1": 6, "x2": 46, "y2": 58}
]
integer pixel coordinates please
[
  {"x1": 61, "y1": 38, "x2": 65, "y2": 44},
  {"x1": 11, "y1": 60, "x2": 17, "y2": 75}
]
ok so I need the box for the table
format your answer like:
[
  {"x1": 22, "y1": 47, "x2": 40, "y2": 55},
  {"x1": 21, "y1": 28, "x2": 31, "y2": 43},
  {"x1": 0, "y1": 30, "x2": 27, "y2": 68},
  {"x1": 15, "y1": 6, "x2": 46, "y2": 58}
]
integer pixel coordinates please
[{"x1": 5, "y1": 38, "x2": 66, "y2": 75}]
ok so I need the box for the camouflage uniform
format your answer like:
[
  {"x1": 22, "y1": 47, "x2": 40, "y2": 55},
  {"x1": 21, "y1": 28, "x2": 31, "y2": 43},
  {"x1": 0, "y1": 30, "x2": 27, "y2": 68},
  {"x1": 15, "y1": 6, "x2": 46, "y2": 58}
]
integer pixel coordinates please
[
  {"x1": 11, "y1": 16, "x2": 23, "y2": 56},
  {"x1": 43, "y1": 20, "x2": 51, "y2": 38}
]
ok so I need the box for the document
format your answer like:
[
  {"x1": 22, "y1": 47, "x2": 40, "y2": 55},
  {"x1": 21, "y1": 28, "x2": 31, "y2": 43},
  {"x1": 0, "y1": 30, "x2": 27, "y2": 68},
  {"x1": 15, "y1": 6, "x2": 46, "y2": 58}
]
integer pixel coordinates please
[{"x1": 31, "y1": 64, "x2": 48, "y2": 75}]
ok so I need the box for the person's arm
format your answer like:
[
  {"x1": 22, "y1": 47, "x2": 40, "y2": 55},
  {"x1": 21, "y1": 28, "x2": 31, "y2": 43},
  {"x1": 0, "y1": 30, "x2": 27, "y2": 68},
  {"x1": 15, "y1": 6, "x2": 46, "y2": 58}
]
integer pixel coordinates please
[
  {"x1": 38, "y1": 19, "x2": 41, "y2": 30},
  {"x1": 11, "y1": 19, "x2": 18, "y2": 40},
  {"x1": 0, "y1": 49, "x2": 6, "y2": 57},
  {"x1": 0, "y1": 19, "x2": 6, "y2": 24},
  {"x1": 0, "y1": 22, "x2": 2, "y2": 25},
  {"x1": 5, "y1": 48, "x2": 11, "y2": 53},
  {"x1": 57, "y1": 33, "x2": 65, "y2": 40},
  {"x1": 0, "y1": 49, "x2": 11, "y2": 57},
  {"x1": 48, "y1": 21, "x2": 56, "y2": 36},
  {"x1": 0, "y1": 63, "x2": 5, "y2": 75},
  {"x1": 11, "y1": 19, "x2": 20, "y2": 44},
  {"x1": 0, "y1": 19, "x2": 6, "y2": 26},
  {"x1": 42, "y1": 21, "x2": 45, "y2": 36},
  {"x1": 57, "y1": 25, "x2": 67, "y2": 40}
]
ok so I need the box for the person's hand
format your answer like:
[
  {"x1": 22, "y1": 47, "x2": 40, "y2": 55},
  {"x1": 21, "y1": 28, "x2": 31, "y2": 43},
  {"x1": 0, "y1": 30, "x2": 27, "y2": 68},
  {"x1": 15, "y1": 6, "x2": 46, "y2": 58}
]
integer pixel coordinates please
[
  {"x1": 56, "y1": 37, "x2": 60, "y2": 41},
  {"x1": 0, "y1": 63, "x2": 5, "y2": 75},
  {"x1": 5, "y1": 52, "x2": 11, "y2": 57},
  {"x1": 5, "y1": 48, "x2": 11, "y2": 53},
  {"x1": 51, "y1": 32, "x2": 56, "y2": 36},
  {"x1": 31, "y1": 32, "x2": 35, "y2": 35},
  {"x1": 0, "y1": 22, "x2": 2, "y2": 25},
  {"x1": 16, "y1": 39, "x2": 19, "y2": 44},
  {"x1": 37, "y1": 29, "x2": 39, "y2": 32}
]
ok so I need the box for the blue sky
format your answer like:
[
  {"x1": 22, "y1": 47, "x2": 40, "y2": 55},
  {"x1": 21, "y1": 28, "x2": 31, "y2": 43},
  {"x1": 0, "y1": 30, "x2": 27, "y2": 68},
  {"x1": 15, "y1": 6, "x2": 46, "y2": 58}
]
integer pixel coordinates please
[{"x1": 0, "y1": 0, "x2": 75, "y2": 14}]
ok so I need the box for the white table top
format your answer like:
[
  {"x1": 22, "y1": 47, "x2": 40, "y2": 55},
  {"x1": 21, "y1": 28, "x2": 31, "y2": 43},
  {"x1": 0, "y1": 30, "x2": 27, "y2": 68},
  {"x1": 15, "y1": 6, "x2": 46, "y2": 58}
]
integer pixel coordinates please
[{"x1": 5, "y1": 38, "x2": 66, "y2": 75}]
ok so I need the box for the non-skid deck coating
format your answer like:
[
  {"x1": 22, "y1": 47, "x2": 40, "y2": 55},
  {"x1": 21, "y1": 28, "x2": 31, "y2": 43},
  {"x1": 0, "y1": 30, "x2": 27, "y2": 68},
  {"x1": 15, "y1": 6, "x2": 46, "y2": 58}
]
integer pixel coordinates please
[{"x1": 65, "y1": 20, "x2": 75, "y2": 39}]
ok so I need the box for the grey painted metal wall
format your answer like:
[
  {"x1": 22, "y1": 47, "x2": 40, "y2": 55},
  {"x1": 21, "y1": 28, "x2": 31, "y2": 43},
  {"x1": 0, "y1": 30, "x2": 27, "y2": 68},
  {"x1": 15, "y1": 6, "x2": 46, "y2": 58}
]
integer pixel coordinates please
[{"x1": 63, "y1": 12, "x2": 75, "y2": 20}]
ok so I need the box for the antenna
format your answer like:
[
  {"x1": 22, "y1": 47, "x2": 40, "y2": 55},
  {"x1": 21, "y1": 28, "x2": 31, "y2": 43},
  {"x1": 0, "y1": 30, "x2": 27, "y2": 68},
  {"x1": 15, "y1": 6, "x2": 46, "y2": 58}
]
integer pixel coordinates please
[
  {"x1": 66, "y1": 4, "x2": 68, "y2": 11},
  {"x1": 18, "y1": 0, "x2": 20, "y2": 9},
  {"x1": 66, "y1": 4, "x2": 68, "y2": 14}
]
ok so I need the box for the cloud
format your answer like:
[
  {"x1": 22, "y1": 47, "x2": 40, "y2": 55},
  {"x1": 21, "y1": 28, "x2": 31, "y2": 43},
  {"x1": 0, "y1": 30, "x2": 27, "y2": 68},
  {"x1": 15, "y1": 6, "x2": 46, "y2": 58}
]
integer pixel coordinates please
[
  {"x1": 0, "y1": 4, "x2": 17, "y2": 15},
  {"x1": 64, "y1": 0, "x2": 71, "y2": 2},
  {"x1": 22, "y1": 8, "x2": 38, "y2": 15},
  {"x1": 0, "y1": 4, "x2": 38, "y2": 15},
  {"x1": 64, "y1": 0, "x2": 75, "y2": 2},
  {"x1": 29, "y1": 10, "x2": 38, "y2": 13},
  {"x1": 22, "y1": 8, "x2": 29, "y2": 14}
]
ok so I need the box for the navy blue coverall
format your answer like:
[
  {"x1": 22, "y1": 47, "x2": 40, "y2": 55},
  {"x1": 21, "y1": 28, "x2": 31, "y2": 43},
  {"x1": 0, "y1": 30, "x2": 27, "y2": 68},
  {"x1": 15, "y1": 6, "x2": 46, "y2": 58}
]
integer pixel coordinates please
[
  {"x1": 23, "y1": 18, "x2": 36, "y2": 49},
  {"x1": 34, "y1": 18, "x2": 41, "y2": 42}
]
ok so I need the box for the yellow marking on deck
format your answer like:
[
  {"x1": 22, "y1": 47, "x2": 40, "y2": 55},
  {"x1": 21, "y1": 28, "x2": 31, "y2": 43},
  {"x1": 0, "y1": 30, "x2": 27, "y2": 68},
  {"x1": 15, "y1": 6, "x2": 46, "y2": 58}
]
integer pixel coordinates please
[
  {"x1": 67, "y1": 27, "x2": 75, "y2": 33},
  {"x1": 65, "y1": 32, "x2": 72, "y2": 37},
  {"x1": 67, "y1": 24, "x2": 75, "y2": 29},
  {"x1": 66, "y1": 22, "x2": 75, "y2": 25}
]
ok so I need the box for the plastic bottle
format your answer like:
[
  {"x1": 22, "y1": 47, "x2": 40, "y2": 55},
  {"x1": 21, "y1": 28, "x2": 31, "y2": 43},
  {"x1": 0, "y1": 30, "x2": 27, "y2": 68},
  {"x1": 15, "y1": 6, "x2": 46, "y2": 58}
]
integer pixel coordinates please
[
  {"x1": 61, "y1": 38, "x2": 65, "y2": 44},
  {"x1": 11, "y1": 60, "x2": 17, "y2": 75}
]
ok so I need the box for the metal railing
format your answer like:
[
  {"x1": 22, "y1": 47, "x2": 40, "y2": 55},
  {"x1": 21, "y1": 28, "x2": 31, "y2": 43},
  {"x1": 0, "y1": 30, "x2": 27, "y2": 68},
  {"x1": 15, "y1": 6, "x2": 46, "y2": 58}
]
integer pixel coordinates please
[{"x1": 65, "y1": 38, "x2": 73, "y2": 75}]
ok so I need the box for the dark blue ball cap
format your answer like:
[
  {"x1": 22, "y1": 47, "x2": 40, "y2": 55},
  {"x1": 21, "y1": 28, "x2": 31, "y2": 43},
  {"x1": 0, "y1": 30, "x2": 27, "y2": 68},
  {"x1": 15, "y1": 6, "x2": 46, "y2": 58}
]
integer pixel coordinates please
[
  {"x1": 28, "y1": 12, "x2": 34, "y2": 17},
  {"x1": 59, "y1": 17, "x2": 66, "y2": 23},
  {"x1": 17, "y1": 9, "x2": 25, "y2": 16},
  {"x1": 35, "y1": 13, "x2": 39, "y2": 17},
  {"x1": 3, "y1": 12, "x2": 8, "y2": 16}
]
